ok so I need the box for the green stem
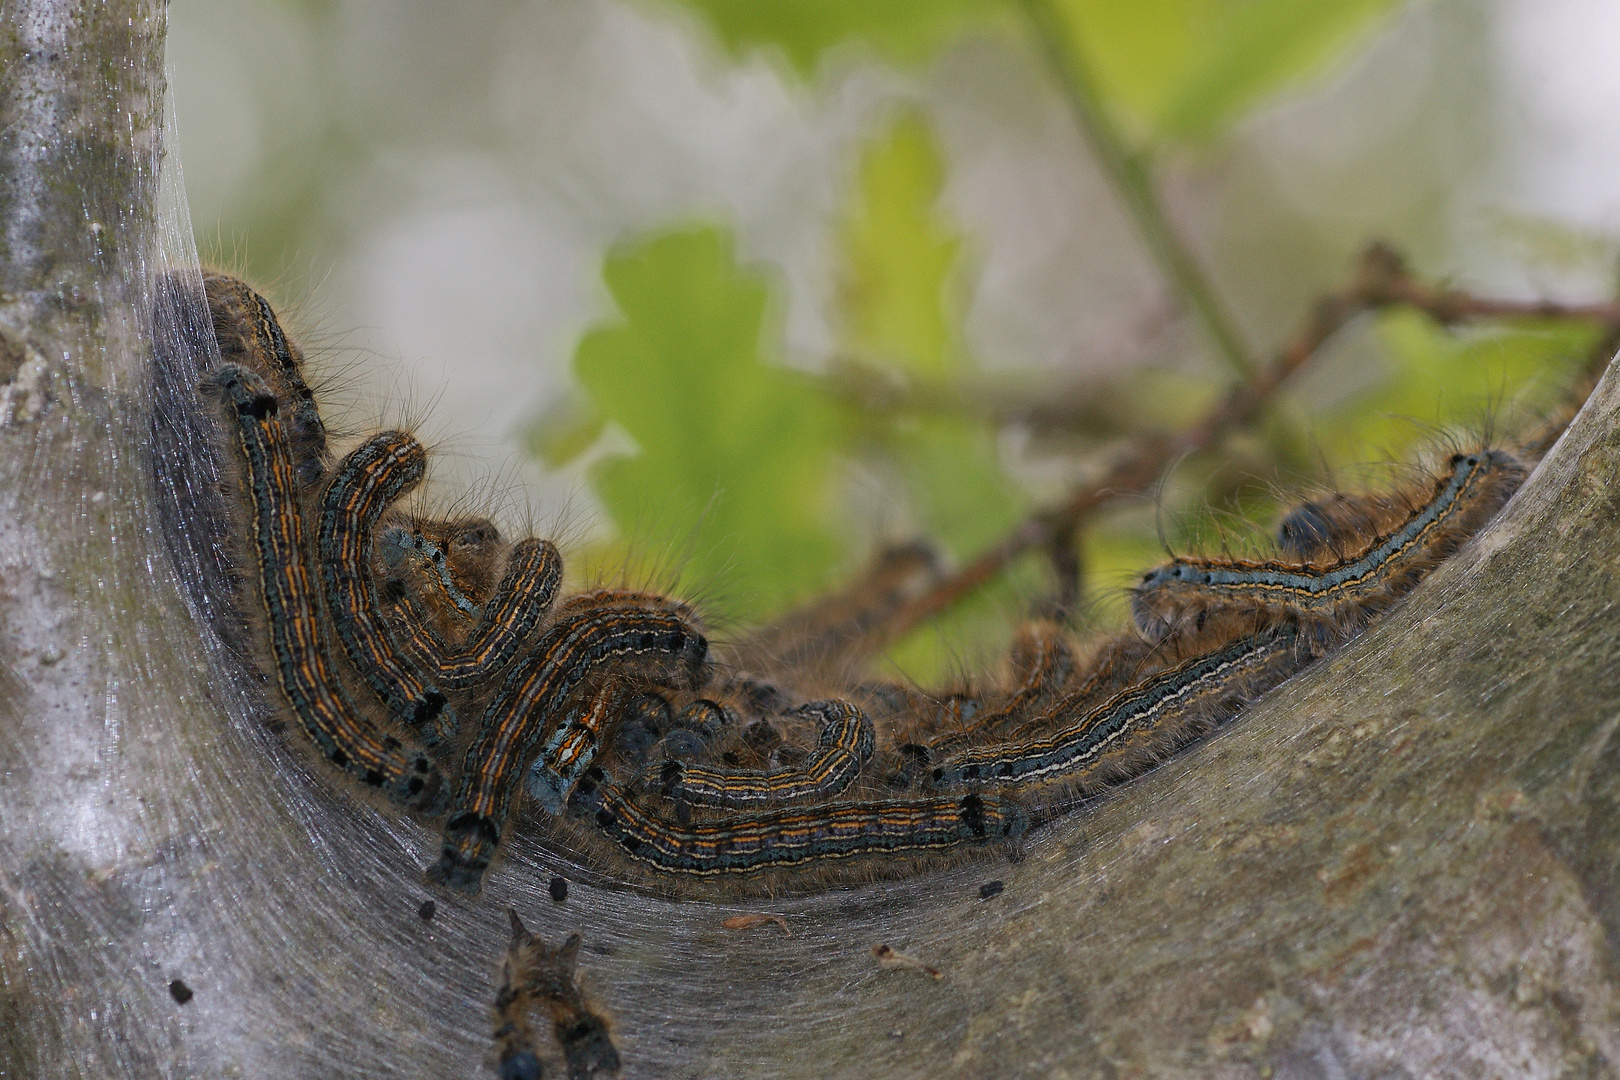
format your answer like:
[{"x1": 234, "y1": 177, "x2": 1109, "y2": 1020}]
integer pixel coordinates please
[{"x1": 1019, "y1": 0, "x2": 1258, "y2": 380}]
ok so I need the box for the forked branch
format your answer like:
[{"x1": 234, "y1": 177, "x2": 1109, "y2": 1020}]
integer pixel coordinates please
[{"x1": 871, "y1": 244, "x2": 1620, "y2": 647}]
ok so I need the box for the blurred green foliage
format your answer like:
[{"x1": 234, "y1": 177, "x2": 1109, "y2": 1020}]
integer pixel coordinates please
[
  {"x1": 560, "y1": 227, "x2": 844, "y2": 622},
  {"x1": 528, "y1": 0, "x2": 1604, "y2": 680},
  {"x1": 671, "y1": 0, "x2": 1007, "y2": 74},
  {"x1": 834, "y1": 114, "x2": 1031, "y2": 677},
  {"x1": 673, "y1": 0, "x2": 1401, "y2": 143},
  {"x1": 1335, "y1": 311, "x2": 1598, "y2": 456},
  {"x1": 834, "y1": 113, "x2": 1025, "y2": 559},
  {"x1": 542, "y1": 114, "x2": 1032, "y2": 645},
  {"x1": 1058, "y1": 0, "x2": 1403, "y2": 141}
]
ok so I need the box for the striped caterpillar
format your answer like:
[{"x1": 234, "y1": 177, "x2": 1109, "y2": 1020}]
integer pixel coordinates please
[
  {"x1": 201, "y1": 364, "x2": 445, "y2": 810},
  {"x1": 1131, "y1": 449, "x2": 1526, "y2": 649},
  {"x1": 158, "y1": 271, "x2": 1529, "y2": 905}
]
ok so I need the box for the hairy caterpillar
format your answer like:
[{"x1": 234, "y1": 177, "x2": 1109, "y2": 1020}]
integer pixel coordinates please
[
  {"x1": 378, "y1": 515, "x2": 507, "y2": 632},
  {"x1": 568, "y1": 768, "x2": 1027, "y2": 878},
  {"x1": 494, "y1": 912, "x2": 621, "y2": 1080},
  {"x1": 922, "y1": 619, "x2": 1076, "y2": 757},
  {"x1": 204, "y1": 273, "x2": 330, "y2": 490},
  {"x1": 431, "y1": 594, "x2": 709, "y2": 893},
  {"x1": 202, "y1": 364, "x2": 443, "y2": 809},
  {"x1": 931, "y1": 625, "x2": 1306, "y2": 795},
  {"x1": 163, "y1": 271, "x2": 1537, "y2": 910},
  {"x1": 651, "y1": 698, "x2": 874, "y2": 810},
  {"x1": 318, "y1": 431, "x2": 460, "y2": 745},
  {"x1": 1132, "y1": 450, "x2": 1525, "y2": 647}
]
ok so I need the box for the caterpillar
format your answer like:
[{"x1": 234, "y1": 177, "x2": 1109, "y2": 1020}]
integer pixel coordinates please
[
  {"x1": 1131, "y1": 449, "x2": 1525, "y2": 648},
  {"x1": 204, "y1": 273, "x2": 330, "y2": 491},
  {"x1": 651, "y1": 698, "x2": 874, "y2": 810},
  {"x1": 377, "y1": 514, "x2": 506, "y2": 633},
  {"x1": 201, "y1": 364, "x2": 443, "y2": 810},
  {"x1": 921, "y1": 619, "x2": 1076, "y2": 757},
  {"x1": 318, "y1": 431, "x2": 460, "y2": 745},
  {"x1": 430, "y1": 593, "x2": 710, "y2": 893},
  {"x1": 567, "y1": 767, "x2": 1027, "y2": 878},
  {"x1": 930, "y1": 624, "x2": 1306, "y2": 796},
  {"x1": 163, "y1": 271, "x2": 1537, "y2": 907},
  {"x1": 408, "y1": 538, "x2": 564, "y2": 692}
]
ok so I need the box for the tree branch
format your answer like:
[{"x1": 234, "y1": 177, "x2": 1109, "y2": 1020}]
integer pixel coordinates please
[
  {"x1": 4, "y1": 9, "x2": 1618, "y2": 1079},
  {"x1": 1019, "y1": 0, "x2": 1260, "y2": 380},
  {"x1": 871, "y1": 243, "x2": 1620, "y2": 647}
]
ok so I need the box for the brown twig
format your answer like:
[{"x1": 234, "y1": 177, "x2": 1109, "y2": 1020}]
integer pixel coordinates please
[
  {"x1": 1047, "y1": 524, "x2": 1082, "y2": 617},
  {"x1": 1019, "y1": 0, "x2": 1259, "y2": 381},
  {"x1": 820, "y1": 359, "x2": 1139, "y2": 441},
  {"x1": 867, "y1": 244, "x2": 1620, "y2": 647}
]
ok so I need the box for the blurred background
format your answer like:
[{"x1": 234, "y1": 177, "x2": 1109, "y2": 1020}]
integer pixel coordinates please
[{"x1": 166, "y1": 0, "x2": 1620, "y2": 677}]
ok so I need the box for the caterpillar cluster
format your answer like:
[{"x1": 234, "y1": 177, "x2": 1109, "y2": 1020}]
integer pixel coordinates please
[{"x1": 152, "y1": 272, "x2": 1533, "y2": 905}]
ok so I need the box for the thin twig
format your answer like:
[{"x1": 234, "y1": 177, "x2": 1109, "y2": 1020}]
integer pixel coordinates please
[
  {"x1": 1019, "y1": 0, "x2": 1259, "y2": 380},
  {"x1": 1047, "y1": 524, "x2": 1082, "y2": 617},
  {"x1": 821, "y1": 359, "x2": 1143, "y2": 441},
  {"x1": 868, "y1": 244, "x2": 1620, "y2": 647}
]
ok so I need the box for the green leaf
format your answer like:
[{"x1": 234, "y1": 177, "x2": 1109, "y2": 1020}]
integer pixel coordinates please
[
  {"x1": 836, "y1": 113, "x2": 1026, "y2": 556},
  {"x1": 664, "y1": 0, "x2": 1010, "y2": 76},
  {"x1": 838, "y1": 113, "x2": 960, "y2": 377},
  {"x1": 1054, "y1": 0, "x2": 1403, "y2": 141},
  {"x1": 524, "y1": 392, "x2": 606, "y2": 469},
  {"x1": 570, "y1": 226, "x2": 846, "y2": 620},
  {"x1": 1306, "y1": 308, "x2": 1599, "y2": 466}
]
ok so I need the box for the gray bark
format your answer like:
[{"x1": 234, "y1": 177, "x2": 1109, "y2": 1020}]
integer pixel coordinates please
[{"x1": 2, "y1": 4, "x2": 1617, "y2": 1078}]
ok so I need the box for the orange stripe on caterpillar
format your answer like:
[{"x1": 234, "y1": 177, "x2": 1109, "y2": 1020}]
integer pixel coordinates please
[
  {"x1": 318, "y1": 432, "x2": 460, "y2": 745},
  {"x1": 651, "y1": 699, "x2": 874, "y2": 809},
  {"x1": 203, "y1": 364, "x2": 442, "y2": 809},
  {"x1": 429, "y1": 594, "x2": 708, "y2": 894}
]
